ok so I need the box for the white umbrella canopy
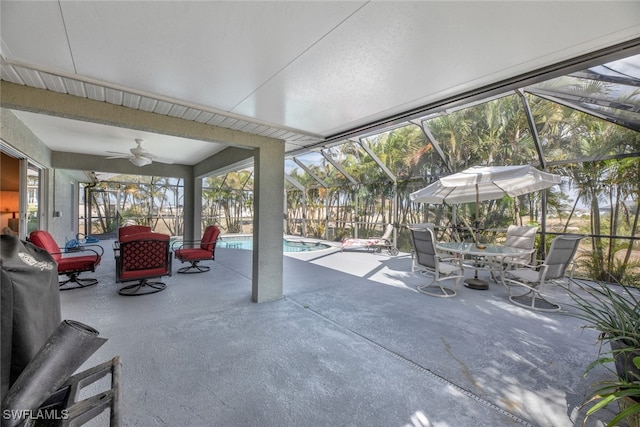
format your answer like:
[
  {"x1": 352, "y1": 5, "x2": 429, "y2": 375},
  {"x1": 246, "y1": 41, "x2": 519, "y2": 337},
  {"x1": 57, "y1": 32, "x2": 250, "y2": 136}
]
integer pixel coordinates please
[{"x1": 409, "y1": 165, "x2": 563, "y2": 205}]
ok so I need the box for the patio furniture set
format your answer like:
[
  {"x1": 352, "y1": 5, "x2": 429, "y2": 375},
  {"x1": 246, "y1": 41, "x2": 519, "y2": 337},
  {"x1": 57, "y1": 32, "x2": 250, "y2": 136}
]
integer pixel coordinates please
[
  {"x1": 25, "y1": 225, "x2": 221, "y2": 296},
  {"x1": 403, "y1": 164, "x2": 585, "y2": 312},
  {"x1": 337, "y1": 165, "x2": 583, "y2": 312},
  {"x1": 408, "y1": 224, "x2": 584, "y2": 312}
]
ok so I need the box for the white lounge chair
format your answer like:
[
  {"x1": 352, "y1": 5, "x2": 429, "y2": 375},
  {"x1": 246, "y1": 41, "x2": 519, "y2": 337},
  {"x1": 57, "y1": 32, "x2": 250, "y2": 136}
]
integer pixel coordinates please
[{"x1": 340, "y1": 224, "x2": 398, "y2": 256}]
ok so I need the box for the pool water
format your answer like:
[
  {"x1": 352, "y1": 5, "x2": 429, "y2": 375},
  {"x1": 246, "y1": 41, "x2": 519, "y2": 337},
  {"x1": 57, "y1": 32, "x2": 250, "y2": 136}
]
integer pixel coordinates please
[{"x1": 219, "y1": 237, "x2": 331, "y2": 252}]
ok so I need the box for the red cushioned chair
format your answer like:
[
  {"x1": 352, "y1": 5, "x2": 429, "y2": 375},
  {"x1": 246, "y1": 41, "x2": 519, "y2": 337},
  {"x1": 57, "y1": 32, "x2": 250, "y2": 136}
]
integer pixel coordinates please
[
  {"x1": 29, "y1": 230, "x2": 103, "y2": 290},
  {"x1": 115, "y1": 231, "x2": 172, "y2": 296},
  {"x1": 172, "y1": 225, "x2": 220, "y2": 274}
]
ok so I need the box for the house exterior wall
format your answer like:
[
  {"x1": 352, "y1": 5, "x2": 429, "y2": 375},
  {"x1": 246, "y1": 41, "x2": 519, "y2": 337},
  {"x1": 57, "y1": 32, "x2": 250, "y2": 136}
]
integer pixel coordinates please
[{"x1": 49, "y1": 169, "x2": 82, "y2": 242}]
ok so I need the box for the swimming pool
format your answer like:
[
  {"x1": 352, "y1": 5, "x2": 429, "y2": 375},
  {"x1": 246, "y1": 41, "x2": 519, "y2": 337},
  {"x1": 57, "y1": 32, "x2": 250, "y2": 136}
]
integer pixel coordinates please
[{"x1": 218, "y1": 237, "x2": 332, "y2": 252}]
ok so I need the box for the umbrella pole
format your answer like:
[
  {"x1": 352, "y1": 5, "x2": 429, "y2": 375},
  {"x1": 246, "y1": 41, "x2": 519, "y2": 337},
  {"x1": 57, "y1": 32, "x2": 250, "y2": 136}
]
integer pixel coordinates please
[
  {"x1": 475, "y1": 184, "x2": 479, "y2": 243},
  {"x1": 464, "y1": 184, "x2": 489, "y2": 290}
]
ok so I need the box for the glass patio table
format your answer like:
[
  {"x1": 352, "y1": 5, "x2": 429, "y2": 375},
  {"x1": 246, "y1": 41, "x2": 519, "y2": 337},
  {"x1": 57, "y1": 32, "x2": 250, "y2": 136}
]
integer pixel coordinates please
[{"x1": 435, "y1": 242, "x2": 535, "y2": 290}]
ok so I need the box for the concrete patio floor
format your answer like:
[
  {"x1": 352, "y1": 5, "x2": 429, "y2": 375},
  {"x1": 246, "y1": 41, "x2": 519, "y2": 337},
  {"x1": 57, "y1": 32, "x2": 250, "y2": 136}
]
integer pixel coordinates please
[{"x1": 59, "y1": 239, "x2": 618, "y2": 427}]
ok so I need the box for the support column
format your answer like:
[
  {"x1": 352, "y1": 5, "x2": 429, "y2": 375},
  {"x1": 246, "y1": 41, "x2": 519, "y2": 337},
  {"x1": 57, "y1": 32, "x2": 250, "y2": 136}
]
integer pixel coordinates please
[
  {"x1": 252, "y1": 142, "x2": 285, "y2": 303},
  {"x1": 182, "y1": 175, "x2": 199, "y2": 241},
  {"x1": 194, "y1": 178, "x2": 203, "y2": 239}
]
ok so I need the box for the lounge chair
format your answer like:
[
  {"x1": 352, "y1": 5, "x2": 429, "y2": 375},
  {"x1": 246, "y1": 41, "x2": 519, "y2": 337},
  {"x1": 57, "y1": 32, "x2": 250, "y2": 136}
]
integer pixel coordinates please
[{"x1": 340, "y1": 224, "x2": 398, "y2": 256}]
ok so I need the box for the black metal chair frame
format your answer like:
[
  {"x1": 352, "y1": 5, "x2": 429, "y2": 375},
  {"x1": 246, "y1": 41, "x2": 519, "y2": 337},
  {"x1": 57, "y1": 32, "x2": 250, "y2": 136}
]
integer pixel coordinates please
[
  {"x1": 114, "y1": 236, "x2": 172, "y2": 296},
  {"x1": 172, "y1": 225, "x2": 220, "y2": 274}
]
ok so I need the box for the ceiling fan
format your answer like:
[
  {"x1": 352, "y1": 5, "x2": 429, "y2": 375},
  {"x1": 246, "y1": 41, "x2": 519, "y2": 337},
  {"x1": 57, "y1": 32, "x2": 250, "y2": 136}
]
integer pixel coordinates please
[{"x1": 106, "y1": 139, "x2": 174, "y2": 167}]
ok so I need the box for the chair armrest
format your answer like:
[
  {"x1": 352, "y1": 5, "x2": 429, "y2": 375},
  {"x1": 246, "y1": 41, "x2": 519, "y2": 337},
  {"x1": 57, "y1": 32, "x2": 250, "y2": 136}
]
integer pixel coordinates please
[
  {"x1": 171, "y1": 239, "x2": 202, "y2": 250},
  {"x1": 171, "y1": 240, "x2": 185, "y2": 250},
  {"x1": 171, "y1": 240, "x2": 195, "y2": 251},
  {"x1": 172, "y1": 237, "x2": 218, "y2": 250},
  {"x1": 80, "y1": 244, "x2": 104, "y2": 257},
  {"x1": 567, "y1": 261, "x2": 578, "y2": 279},
  {"x1": 437, "y1": 255, "x2": 464, "y2": 268},
  {"x1": 436, "y1": 255, "x2": 460, "y2": 262},
  {"x1": 52, "y1": 246, "x2": 103, "y2": 258},
  {"x1": 505, "y1": 258, "x2": 541, "y2": 271}
]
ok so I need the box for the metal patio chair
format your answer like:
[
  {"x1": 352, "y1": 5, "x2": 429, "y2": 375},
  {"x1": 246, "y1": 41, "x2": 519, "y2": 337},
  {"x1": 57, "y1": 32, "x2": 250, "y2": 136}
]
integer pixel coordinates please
[
  {"x1": 29, "y1": 230, "x2": 103, "y2": 290},
  {"x1": 115, "y1": 231, "x2": 172, "y2": 296},
  {"x1": 173, "y1": 225, "x2": 221, "y2": 274},
  {"x1": 409, "y1": 226, "x2": 465, "y2": 298},
  {"x1": 489, "y1": 225, "x2": 538, "y2": 282},
  {"x1": 503, "y1": 234, "x2": 584, "y2": 311}
]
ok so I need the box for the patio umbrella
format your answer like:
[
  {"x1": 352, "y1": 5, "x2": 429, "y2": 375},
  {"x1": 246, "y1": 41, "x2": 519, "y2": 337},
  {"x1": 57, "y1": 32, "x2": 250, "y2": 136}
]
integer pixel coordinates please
[
  {"x1": 410, "y1": 164, "x2": 563, "y2": 241},
  {"x1": 410, "y1": 165, "x2": 562, "y2": 206}
]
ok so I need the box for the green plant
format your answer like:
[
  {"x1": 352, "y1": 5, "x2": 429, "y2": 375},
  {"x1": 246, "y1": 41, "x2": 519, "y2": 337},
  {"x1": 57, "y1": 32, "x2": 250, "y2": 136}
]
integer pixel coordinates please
[
  {"x1": 608, "y1": 257, "x2": 640, "y2": 288},
  {"x1": 568, "y1": 281, "x2": 640, "y2": 349},
  {"x1": 582, "y1": 357, "x2": 640, "y2": 427},
  {"x1": 567, "y1": 281, "x2": 640, "y2": 426}
]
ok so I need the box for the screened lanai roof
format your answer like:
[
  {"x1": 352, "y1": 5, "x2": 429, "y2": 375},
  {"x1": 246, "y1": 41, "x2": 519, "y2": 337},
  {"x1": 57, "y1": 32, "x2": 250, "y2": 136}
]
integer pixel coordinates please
[
  {"x1": 526, "y1": 54, "x2": 640, "y2": 132},
  {"x1": 284, "y1": 54, "x2": 640, "y2": 189}
]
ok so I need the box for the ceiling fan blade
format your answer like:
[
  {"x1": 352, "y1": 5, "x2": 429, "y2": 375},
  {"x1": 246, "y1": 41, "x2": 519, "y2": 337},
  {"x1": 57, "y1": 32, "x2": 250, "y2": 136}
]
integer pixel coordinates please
[
  {"x1": 153, "y1": 157, "x2": 175, "y2": 164},
  {"x1": 105, "y1": 139, "x2": 173, "y2": 164},
  {"x1": 137, "y1": 152, "x2": 174, "y2": 164}
]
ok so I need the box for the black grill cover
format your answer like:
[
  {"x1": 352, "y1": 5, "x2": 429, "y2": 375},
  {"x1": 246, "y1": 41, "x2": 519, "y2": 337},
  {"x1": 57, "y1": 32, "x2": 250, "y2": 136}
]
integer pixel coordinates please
[{"x1": 1, "y1": 235, "x2": 61, "y2": 395}]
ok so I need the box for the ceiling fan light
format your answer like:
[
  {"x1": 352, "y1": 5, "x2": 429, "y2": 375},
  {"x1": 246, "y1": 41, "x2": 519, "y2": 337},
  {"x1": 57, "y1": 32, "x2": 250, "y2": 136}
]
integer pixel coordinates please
[{"x1": 129, "y1": 156, "x2": 152, "y2": 167}]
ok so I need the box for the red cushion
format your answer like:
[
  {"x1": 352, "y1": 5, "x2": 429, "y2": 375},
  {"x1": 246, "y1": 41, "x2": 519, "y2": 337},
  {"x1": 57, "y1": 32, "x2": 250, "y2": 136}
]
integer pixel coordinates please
[
  {"x1": 118, "y1": 225, "x2": 152, "y2": 241},
  {"x1": 57, "y1": 255, "x2": 101, "y2": 274},
  {"x1": 119, "y1": 267, "x2": 169, "y2": 280},
  {"x1": 29, "y1": 230, "x2": 62, "y2": 262},
  {"x1": 120, "y1": 231, "x2": 168, "y2": 244},
  {"x1": 30, "y1": 230, "x2": 101, "y2": 274},
  {"x1": 175, "y1": 248, "x2": 212, "y2": 262},
  {"x1": 200, "y1": 226, "x2": 220, "y2": 252}
]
